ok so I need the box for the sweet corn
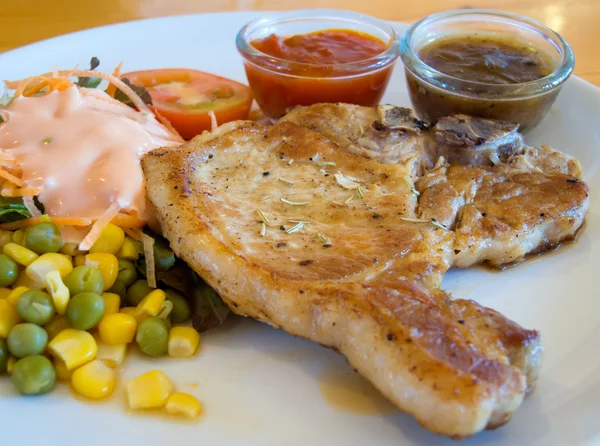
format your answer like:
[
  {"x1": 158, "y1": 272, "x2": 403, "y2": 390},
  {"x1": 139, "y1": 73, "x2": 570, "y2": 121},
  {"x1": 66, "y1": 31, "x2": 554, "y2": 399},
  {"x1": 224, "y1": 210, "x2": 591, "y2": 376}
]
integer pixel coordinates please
[
  {"x1": 0, "y1": 287, "x2": 10, "y2": 299},
  {"x1": 98, "y1": 313, "x2": 137, "y2": 345},
  {"x1": 116, "y1": 237, "x2": 141, "y2": 260},
  {"x1": 54, "y1": 358, "x2": 72, "y2": 381},
  {"x1": 44, "y1": 315, "x2": 70, "y2": 340},
  {"x1": 165, "y1": 393, "x2": 203, "y2": 419},
  {"x1": 126, "y1": 370, "x2": 173, "y2": 410},
  {"x1": 46, "y1": 270, "x2": 70, "y2": 314},
  {"x1": 48, "y1": 328, "x2": 97, "y2": 370},
  {"x1": 90, "y1": 223, "x2": 125, "y2": 255},
  {"x1": 59, "y1": 242, "x2": 84, "y2": 256},
  {"x1": 120, "y1": 306, "x2": 137, "y2": 317},
  {"x1": 11, "y1": 229, "x2": 26, "y2": 246},
  {"x1": 101, "y1": 292, "x2": 120, "y2": 315},
  {"x1": 26, "y1": 253, "x2": 73, "y2": 286},
  {"x1": 95, "y1": 342, "x2": 126, "y2": 368},
  {"x1": 3, "y1": 243, "x2": 38, "y2": 266},
  {"x1": 136, "y1": 289, "x2": 166, "y2": 318},
  {"x1": 5, "y1": 286, "x2": 29, "y2": 306},
  {"x1": 0, "y1": 299, "x2": 21, "y2": 338},
  {"x1": 85, "y1": 253, "x2": 118, "y2": 290},
  {"x1": 0, "y1": 230, "x2": 12, "y2": 249},
  {"x1": 168, "y1": 326, "x2": 201, "y2": 358},
  {"x1": 71, "y1": 359, "x2": 116, "y2": 400},
  {"x1": 13, "y1": 272, "x2": 41, "y2": 289},
  {"x1": 74, "y1": 255, "x2": 86, "y2": 267},
  {"x1": 6, "y1": 356, "x2": 16, "y2": 374}
]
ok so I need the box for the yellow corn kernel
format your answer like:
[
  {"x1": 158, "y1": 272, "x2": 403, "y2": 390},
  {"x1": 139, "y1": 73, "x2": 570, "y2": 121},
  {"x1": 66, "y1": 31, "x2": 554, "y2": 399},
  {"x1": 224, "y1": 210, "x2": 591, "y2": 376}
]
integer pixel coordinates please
[
  {"x1": 85, "y1": 253, "x2": 118, "y2": 290},
  {"x1": 48, "y1": 328, "x2": 97, "y2": 370},
  {"x1": 71, "y1": 359, "x2": 116, "y2": 400},
  {"x1": 0, "y1": 299, "x2": 21, "y2": 338},
  {"x1": 126, "y1": 370, "x2": 173, "y2": 410},
  {"x1": 120, "y1": 306, "x2": 137, "y2": 317},
  {"x1": 45, "y1": 270, "x2": 70, "y2": 315},
  {"x1": 13, "y1": 272, "x2": 41, "y2": 289},
  {"x1": 44, "y1": 315, "x2": 70, "y2": 340},
  {"x1": 26, "y1": 253, "x2": 73, "y2": 286},
  {"x1": 95, "y1": 342, "x2": 126, "y2": 368},
  {"x1": 168, "y1": 326, "x2": 201, "y2": 359},
  {"x1": 0, "y1": 230, "x2": 12, "y2": 249},
  {"x1": 90, "y1": 223, "x2": 125, "y2": 255},
  {"x1": 5, "y1": 286, "x2": 29, "y2": 306},
  {"x1": 3, "y1": 243, "x2": 38, "y2": 266},
  {"x1": 11, "y1": 229, "x2": 26, "y2": 246},
  {"x1": 6, "y1": 356, "x2": 16, "y2": 374},
  {"x1": 54, "y1": 358, "x2": 72, "y2": 381},
  {"x1": 116, "y1": 237, "x2": 141, "y2": 260},
  {"x1": 101, "y1": 292, "x2": 120, "y2": 315},
  {"x1": 136, "y1": 289, "x2": 166, "y2": 318},
  {"x1": 59, "y1": 242, "x2": 84, "y2": 256},
  {"x1": 0, "y1": 287, "x2": 10, "y2": 299},
  {"x1": 165, "y1": 393, "x2": 203, "y2": 419},
  {"x1": 74, "y1": 254, "x2": 86, "y2": 267},
  {"x1": 98, "y1": 313, "x2": 137, "y2": 345}
]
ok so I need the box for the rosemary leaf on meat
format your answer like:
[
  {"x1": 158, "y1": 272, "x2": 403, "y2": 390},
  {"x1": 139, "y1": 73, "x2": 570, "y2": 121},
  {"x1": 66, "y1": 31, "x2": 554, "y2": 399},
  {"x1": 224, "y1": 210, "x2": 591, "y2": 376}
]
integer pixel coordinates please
[
  {"x1": 430, "y1": 218, "x2": 447, "y2": 231},
  {"x1": 400, "y1": 217, "x2": 448, "y2": 231},
  {"x1": 335, "y1": 172, "x2": 360, "y2": 190},
  {"x1": 315, "y1": 161, "x2": 336, "y2": 167},
  {"x1": 281, "y1": 197, "x2": 311, "y2": 206},
  {"x1": 287, "y1": 159, "x2": 294, "y2": 165},
  {"x1": 278, "y1": 177, "x2": 295, "y2": 186},
  {"x1": 317, "y1": 233, "x2": 331, "y2": 245},
  {"x1": 358, "y1": 123, "x2": 364, "y2": 136},
  {"x1": 256, "y1": 209, "x2": 270, "y2": 225},
  {"x1": 356, "y1": 186, "x2": 365, "y2": 198},
  {"x1": 260, "y1": 195, "x2": 271, "y2": 202},
  {"x1": 286, "y1": 222, "x2": 305, "y2": 234},
  {"x1": 345, "y1": 194, "x2": 355, "y2": 204},
  {"x1": 260, "y1": 222, "x2": 267, "y2": 237},
  {"x1": 404, "y1": 177, "x2": 420, "y2": 196}
]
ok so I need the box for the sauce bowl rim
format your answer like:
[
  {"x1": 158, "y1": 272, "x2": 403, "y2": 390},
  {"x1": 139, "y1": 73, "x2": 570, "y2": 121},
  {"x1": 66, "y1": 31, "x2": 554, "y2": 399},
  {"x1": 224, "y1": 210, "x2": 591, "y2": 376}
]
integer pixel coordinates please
[
  {"x1": 399, "y1": 8, "x2": 575, "y2": 98},
  {"x1": 236, "y1": 9, "x2": 400, "y2": 75}
]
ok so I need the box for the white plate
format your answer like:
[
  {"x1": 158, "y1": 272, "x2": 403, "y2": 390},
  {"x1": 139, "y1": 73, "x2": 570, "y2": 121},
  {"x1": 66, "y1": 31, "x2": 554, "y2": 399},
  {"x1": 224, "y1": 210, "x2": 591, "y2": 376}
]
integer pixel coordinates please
[{"x1": 0, "y1": 11, "x2": 599, "y2": 446}]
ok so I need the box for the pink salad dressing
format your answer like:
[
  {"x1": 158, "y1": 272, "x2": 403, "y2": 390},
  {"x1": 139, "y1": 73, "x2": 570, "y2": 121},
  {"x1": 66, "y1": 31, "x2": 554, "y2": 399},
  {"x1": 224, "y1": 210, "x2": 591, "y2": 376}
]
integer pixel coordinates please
[{"x1": 0, "y1": 86, "x2": 181, "y2": 220}]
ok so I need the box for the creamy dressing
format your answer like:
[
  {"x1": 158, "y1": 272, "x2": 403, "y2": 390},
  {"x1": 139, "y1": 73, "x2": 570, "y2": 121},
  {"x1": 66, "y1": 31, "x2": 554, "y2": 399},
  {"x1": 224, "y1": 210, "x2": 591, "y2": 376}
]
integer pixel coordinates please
[{"x1": 0, "y1": 86, "x2": 181, "y2": 219}]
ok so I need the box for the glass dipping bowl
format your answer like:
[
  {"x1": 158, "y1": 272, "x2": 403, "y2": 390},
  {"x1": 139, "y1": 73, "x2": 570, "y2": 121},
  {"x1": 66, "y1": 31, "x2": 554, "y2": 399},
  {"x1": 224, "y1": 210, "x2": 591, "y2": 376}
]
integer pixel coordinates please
[
  {"x1": 236, "y1": 10, "x2": 400, "y2": 120},
  {"x1": 399, "y1": 9, "x2": 575, "y2": 132}
]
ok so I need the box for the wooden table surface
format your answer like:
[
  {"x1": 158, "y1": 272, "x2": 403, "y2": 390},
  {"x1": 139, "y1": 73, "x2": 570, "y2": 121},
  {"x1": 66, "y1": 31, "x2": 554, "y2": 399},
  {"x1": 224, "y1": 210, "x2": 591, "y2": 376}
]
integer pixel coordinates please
[{"x1": 1, "y1": 0, "x2": 598, "y2": 86}]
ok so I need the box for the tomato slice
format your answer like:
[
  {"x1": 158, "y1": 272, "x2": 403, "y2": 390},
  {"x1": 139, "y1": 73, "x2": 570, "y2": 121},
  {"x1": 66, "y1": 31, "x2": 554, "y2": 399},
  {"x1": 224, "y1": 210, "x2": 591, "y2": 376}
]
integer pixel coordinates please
[{"x1": 121, "y1": 69, "x2": 253, "y2": 140}]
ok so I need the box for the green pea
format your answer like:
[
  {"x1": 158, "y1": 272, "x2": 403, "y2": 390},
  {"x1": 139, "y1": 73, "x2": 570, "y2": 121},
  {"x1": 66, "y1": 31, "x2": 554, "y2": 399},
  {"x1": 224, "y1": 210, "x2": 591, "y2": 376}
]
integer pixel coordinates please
[
  {"x1": 66, "y1": 292, "x2": 105, "y2": 330},
  {"x1": 117, "y1": 259, "x2": 137, "y2": 287},
  {"x1": 165, "y1": 289, "x2": 191, "y2": 324},
  {"x1": 0, "y1": 339, "x2": 8, "y2": 374},
  {"x1": 127, "y1": 280, "x2": 153, "y2": 306},
  {"x1": 7, "y1": 323, "x2": 48, "y2": 358},
  {"x1": 107, "y1": 280, "x2": 127, "y2": 301},
  {"x1": 0, "y1": 253, "x2": 19, "y2": 287},
  {"x1": 63, "y1": 266, "x2": 104, "y2": 296},
  {"x1": 153, "y1": 244, "x2": 175, "y2": 271},
  {"x1": 17, "y1": 290, "x2": 55, "y2": 326},
  {"x1": 11, "y1": 355, "x2": 56, "y2": 395},
  {"x1": 136, "y1": 317, "x2": 168, "y2": 357},
  {"x1": 25, "y1": 222, "x2": 63, "y2": 254}
]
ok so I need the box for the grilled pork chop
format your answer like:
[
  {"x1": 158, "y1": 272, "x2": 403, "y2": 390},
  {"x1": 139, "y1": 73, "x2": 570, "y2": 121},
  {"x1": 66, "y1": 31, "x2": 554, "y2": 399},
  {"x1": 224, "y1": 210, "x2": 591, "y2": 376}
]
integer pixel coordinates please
[
  {"x1": 283, "y1": 104, "x2": 589, "y2": 266},
  {"x1": 142, "y1": 119, "x2": 555, "y2": 438}
]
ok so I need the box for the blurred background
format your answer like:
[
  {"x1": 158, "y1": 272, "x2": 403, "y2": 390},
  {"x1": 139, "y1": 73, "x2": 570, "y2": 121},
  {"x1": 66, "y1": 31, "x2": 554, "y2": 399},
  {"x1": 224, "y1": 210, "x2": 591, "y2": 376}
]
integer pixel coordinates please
[{"x1": 0, "y1": 0, "x2": 597, "y2": 85}]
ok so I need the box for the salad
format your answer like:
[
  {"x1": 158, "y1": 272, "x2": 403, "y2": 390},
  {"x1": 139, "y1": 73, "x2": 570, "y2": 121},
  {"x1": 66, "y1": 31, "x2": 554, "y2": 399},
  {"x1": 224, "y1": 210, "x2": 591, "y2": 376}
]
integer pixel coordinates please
[{"x1": 0, "y1": 59, "x2": 237, "y2": 417}]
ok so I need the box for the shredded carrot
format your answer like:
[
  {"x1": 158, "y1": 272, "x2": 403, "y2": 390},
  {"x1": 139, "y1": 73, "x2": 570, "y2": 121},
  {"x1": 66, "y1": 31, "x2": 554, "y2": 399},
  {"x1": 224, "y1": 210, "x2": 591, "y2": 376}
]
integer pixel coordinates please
[
  {"x1": 149, "y1": 105, "x2": 182, "y2": 141},
  {"x1": 111, "y1": 212, "x2": 146, "y2": 228},
  {"x1": 0, "y1": 216, "x2": 93, "y2": 231},
  {"x1": 79, "y1": 201, "x2": 121, "y2": 251},
  {"x1": 22, "y1": 196, "x2": 41, "y2": 218},
  {"x1": 139, "y1": 231, "x2": 156, "y2": 288},
  {"x1": 123, "y1": 227, "x2": 140, "y2": 240},
  {"x1": 209, "y1": 110, "x2": 218, "y2": 132},
  {"x1": 106, "y1": 61, "x2": 123, "y2": 97},
  {"x1": 0, "y1": 169, "x2": 25, "y2": 187},
  {"x1": 1, "y1": 186, "x2": 43, "y2": 197}
]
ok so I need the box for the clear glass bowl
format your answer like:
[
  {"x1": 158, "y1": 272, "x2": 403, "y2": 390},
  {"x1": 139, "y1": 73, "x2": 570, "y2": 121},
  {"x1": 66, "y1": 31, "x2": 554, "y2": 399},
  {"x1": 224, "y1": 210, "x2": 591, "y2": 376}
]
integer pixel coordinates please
[
  {"x1": 399, "y1": 9, "x2": 575, "y2": 132},
  {"x1": 236, "y1": 9, "x2": 400, "y2": 120}
]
